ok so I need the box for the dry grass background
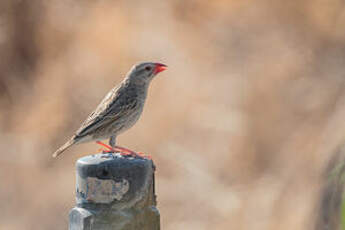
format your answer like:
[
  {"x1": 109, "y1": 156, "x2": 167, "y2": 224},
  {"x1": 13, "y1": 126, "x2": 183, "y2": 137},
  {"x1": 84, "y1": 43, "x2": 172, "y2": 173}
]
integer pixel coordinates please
[{"x1": 1, "y1": 0, "x2": 345, "y2": 229}]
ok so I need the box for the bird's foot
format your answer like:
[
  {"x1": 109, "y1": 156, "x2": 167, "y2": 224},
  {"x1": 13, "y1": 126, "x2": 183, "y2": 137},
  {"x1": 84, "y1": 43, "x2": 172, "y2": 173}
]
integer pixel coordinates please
[
  {"x1": 137, "y1": 151, "x2": 152, "y2": 160},
  {"x1": 96, "y1": 141, "x2": 115, "y2": 152},
  {"x1": 113, "y1": 145, "x2": 151, "y2": 159},
  {"x1": 114, "y1": 145, "x2": 143, "y2": 158},
  {"x1": 95, "y1": 141, "x2": 125, "y2": 155},
  {"x1": 96, "y1": 141, "x2": 147, "y2": 158}
]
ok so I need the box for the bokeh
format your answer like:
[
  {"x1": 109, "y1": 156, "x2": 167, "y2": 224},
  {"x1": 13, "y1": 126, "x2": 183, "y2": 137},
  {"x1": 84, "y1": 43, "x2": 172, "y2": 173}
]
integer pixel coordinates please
[{"x1": 1, "y1": 0, "x2": 345, "y2": 229}]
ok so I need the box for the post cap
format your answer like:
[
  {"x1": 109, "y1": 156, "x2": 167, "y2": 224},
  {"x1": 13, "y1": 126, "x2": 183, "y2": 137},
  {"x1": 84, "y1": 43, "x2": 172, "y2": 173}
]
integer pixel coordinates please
[{"x1": 75, "y1": 153, "x2": 154, "y2": 209}]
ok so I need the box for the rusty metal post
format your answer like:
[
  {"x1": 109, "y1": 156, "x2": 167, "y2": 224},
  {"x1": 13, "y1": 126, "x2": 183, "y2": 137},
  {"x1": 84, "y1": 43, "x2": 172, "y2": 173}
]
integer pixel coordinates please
[{"x1": 69, "y1": 153, "x2": 160, "y2": 230}]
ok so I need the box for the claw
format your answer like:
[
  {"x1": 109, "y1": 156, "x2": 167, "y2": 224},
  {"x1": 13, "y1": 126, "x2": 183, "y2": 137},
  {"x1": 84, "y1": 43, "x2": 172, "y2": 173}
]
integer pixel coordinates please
[
  {"x1": 113, "y1": 145, "x2": 135, "y2": 154},
  {"x1": 137, "y1": 151, "x2": 152, "y2": 160},
  {"x1": 95, "y1": 141, "x2": 150, "y2": 159},
  {"x1": 112, "y1": 145, "x2": 150, "y2": 159},
  {"x1": 119, "y1": 152, "x2": 132, "y2": 156}
]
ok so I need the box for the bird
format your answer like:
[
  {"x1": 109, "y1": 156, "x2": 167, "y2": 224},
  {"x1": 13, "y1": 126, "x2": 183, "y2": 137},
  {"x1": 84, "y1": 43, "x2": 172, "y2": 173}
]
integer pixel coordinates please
[{"x1": 52, "y1": 62, "x2": 167, "y2": 158}]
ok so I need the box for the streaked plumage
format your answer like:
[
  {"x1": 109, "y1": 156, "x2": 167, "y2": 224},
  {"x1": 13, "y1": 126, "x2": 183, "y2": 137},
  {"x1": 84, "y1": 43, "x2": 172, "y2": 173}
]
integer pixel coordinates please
[{"x1": 53, "y1": 62, "x2": 167, "y2": 157}]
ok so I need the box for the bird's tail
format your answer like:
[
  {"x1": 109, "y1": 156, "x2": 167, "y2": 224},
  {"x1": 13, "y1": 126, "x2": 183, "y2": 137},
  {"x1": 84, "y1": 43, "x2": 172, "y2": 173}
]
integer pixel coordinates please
[{"x1": 52, "y1": 138, "x2": 76, "y2": 158}]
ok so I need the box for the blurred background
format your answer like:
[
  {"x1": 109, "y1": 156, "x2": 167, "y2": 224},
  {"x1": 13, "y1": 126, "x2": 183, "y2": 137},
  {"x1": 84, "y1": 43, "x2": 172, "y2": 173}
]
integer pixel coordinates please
[{"x1": 1, "y1": 0, "x2": 345, "y2": 229}]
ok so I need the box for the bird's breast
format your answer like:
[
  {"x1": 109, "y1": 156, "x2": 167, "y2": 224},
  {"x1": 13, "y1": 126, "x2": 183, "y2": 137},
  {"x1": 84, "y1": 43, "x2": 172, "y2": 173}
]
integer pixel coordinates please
[{"x1": 112, "y1": 101, "x2": 144, "y2": 135}]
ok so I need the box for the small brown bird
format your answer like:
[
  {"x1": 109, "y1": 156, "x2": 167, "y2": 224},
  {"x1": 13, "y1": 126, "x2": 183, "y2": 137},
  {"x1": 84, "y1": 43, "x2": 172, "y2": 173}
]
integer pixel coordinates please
[{"x1": 52, "y1": 62, "x2": 167, "y2": 158}]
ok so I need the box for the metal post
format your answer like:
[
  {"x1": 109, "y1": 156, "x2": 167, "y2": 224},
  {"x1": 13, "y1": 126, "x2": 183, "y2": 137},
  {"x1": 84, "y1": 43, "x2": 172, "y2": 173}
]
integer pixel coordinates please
[{"x1": 69, "y1": 153, "x2": 160, "y2": 230}]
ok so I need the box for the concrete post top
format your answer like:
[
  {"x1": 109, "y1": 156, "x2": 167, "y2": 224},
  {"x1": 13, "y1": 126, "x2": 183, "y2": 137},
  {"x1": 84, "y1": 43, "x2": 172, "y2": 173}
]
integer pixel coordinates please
[
  {"x1": 76, "y1": 153, "x2": 154, "y2": 208},
  {"x1": 77, "y1": 153, "x2": 152, "y2": 170}
]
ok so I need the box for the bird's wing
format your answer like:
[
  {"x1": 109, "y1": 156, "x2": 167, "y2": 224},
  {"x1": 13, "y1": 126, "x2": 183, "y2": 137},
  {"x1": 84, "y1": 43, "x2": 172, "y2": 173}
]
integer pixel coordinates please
[{"x1": 75, "y1": 84, "x2": 136, "y2": 138}]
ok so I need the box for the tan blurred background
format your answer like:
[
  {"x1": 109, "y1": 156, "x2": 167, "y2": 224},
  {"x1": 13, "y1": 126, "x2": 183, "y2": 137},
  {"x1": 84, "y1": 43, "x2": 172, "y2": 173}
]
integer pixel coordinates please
[{"x1": 1, "y1": 0, "x2": 345, "y2": 229}]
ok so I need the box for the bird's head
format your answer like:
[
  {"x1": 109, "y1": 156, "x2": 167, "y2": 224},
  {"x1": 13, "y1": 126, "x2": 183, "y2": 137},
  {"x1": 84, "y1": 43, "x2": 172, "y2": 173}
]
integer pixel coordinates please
[{"x1": 127, "y1": 62, "x2": 167, "y2": 84}]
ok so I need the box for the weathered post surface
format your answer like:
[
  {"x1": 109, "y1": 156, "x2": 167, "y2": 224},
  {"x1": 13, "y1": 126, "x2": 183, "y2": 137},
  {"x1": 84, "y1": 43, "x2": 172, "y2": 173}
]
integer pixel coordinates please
[{"x1": 69, "y1": 153, "x2": 160, "y2": 230}]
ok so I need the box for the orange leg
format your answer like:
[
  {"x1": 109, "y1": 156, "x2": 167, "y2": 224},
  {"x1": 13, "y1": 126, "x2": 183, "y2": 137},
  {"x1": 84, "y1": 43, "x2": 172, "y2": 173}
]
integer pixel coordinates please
[
  {"x1": 95, "y1": 141, "x2": 152, "y2": 159},
  {"x1": 96, "y1": 141, "x2": 113, "y2": 151},
  {"x1": 137, "y1": 151, "x2": 152, "y2": 160},
  {"x1": 114, "y1": 147, "x2": 152, "y2": 159},
  {"x1": 96, "y1": 141, "x2": 131, "y2": 156},
  {"x1": 113, "y1": 145, "x2": 138, "y2": 155},
  {"x1": 96, "y1": 141, "x2": 142, "y2": 157},
  {"x1": 95, "y1": 141, "x2": 151, "y2": 159}
]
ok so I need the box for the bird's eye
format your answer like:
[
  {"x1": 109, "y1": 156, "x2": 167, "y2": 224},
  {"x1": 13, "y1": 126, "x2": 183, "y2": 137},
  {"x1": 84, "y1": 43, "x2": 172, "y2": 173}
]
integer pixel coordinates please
[{"x1": 145, "y1": 66, "x2": 152, "y2": 71}]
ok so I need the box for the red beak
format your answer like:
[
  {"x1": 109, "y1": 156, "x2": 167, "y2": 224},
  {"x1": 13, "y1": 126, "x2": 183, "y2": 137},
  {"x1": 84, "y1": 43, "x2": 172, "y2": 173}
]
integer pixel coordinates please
[{"x1": 154, "y1": 63, "x2": 167, "y2": 74}]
